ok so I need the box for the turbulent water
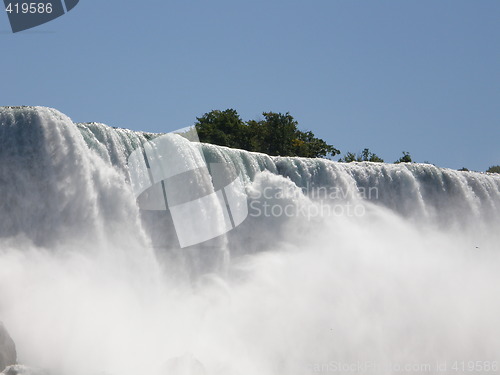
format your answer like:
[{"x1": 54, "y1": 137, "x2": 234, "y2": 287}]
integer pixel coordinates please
[{"x1": 0, "y1": 107, "x2": 499, "y2": 375}]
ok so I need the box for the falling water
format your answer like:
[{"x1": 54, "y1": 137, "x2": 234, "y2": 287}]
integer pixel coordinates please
[{"x1": 0, "y1": 107, "x2": 499, "y2": 375}]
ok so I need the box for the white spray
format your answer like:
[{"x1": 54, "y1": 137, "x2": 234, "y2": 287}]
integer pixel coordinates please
[{"x1": 0, "y1": 107, "x2": 499, "y2": 375}]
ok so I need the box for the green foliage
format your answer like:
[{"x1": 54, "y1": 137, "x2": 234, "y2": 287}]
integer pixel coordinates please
[
  {"x1": 394, "y1": 151, "x2": 413, "y2": 164},
  {"x1": 339, "y1": 148, "x2": 384, "y2": 163},
  {"x1": 194, "y1": 109, "x2": 247, "y2": 149},
  {"x1": 459, "y1": 167, "x2": 469, "y2": 172},
  {"x1": 339, "y1": 152, "x2": 358, "y2": 163},
  {"x1": 195, "y1": 109, "x2": 340, "y2": 158},
  {"x1": 362, "y1": 148, "x2": 384, "y2": 163},
  {"x1": 486, "y1": 165, "x2": 500, "y2": 174},
  {"x1": 249, "y1": 112, "x2": 298, "y2": 156},
  {"x1": 292, "y1": 129, "x2": 340, "y2": 158}
]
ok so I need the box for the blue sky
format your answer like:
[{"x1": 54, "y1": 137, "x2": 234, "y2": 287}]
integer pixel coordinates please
[{"x1": 1, "y1": 0, "x2": 498, "y2": 171}]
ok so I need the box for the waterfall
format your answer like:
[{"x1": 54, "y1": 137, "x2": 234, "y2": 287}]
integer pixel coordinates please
[{"x1": 0, "y1": 107, "x2": 499, "y2": 375}]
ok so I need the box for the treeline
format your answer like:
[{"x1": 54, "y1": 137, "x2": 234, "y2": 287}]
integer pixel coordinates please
[
  {"x1": 338, "y1": 150, "x2": 500, "y2": 173},
  {"x1": 338, "y1": 149, "x2": 413, "y2": 164},
  {"x1": 486, "y1": 166, "x2": 500, "y2": 174},
  {"x1": 194, "y1": 109, "x2": 414, "y2": 163},
  {"x1": 195, "y1": 109, "x2": 340, "y2": 158},
  {"x1": 193, "y1": 109, "x2": 499, "y2": 173}
]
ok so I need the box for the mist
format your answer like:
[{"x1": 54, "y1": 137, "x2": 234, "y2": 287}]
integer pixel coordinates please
[{"x1": 0, "y1": 107, "x2": 499, "y2": 375}]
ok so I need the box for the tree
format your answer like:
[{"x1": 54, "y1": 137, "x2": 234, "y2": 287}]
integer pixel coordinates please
[
  {"x1": 394, "y1": 151, "x2": 412, "y2": 164},
  {"x1": 194, "y1": 109, "x2": 247, "y2": 149},
  {"x1": 339, "y1": 152, "x2": 358, "y2": 163},
  {"x1": 260, "y1": 112, "x2": 298, "y2": 156},
  {"x1": 252, "y1": 112, "x2": 339, "y2": 158},
  {"x1": 486, "y1": 165, "x2": 500, "y2": 174},
  {"x1": 195, "y1": 109, "x2": 340, "y2": 159},
  {"x1": 339, "y1": 148, "x2": 384, "y2": 163},
  {"x1": 246, "y1": 119, "x2": 267, "y2": 153},
  {"x1": 293, "y1": 130, "x2": 340, "y2": 158},
  {"x1": 361, "y1": 148, "x2": 384, "y2": 163}
]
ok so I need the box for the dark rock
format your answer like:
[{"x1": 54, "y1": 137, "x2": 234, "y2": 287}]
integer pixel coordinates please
[{"x1": 0, "y1": 322, "x2": 16, "y2": 371}]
